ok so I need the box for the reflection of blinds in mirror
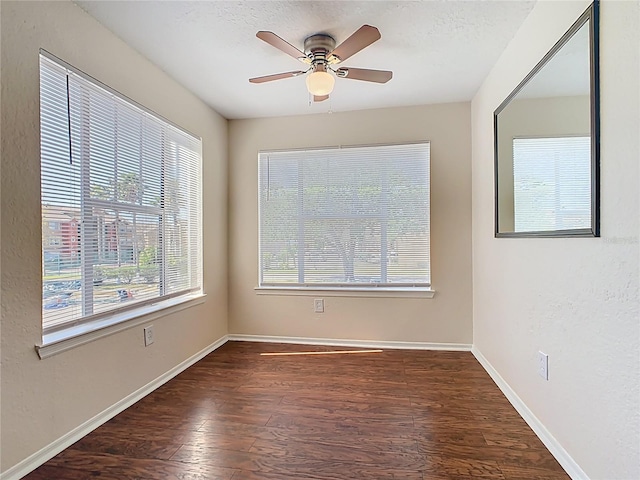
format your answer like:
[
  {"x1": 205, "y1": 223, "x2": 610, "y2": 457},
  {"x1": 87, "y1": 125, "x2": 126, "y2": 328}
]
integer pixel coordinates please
[{"x1": 513, "y1": 137, "x2": 591, "y2": 232}]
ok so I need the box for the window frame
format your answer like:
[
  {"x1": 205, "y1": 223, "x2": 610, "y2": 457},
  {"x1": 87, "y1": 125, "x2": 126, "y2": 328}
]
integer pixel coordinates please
[
  {"x1": 256, "y1": 142, "x2": 433, "y2": 295},
  {"x1": 38, "y1": 50, "x2": 204, "y2": 354}
]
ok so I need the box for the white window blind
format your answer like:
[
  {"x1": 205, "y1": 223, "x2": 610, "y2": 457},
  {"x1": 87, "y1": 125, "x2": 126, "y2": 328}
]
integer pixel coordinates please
[
  {"x1": 40, "y1": 52, "x2": 202, "y2": 334},
  {"x1": 513, "y1": 136, "x2": 591, "y2": 232},
  {"x1": 258, "y1": 143, "x2": 430, "y2": 288}
]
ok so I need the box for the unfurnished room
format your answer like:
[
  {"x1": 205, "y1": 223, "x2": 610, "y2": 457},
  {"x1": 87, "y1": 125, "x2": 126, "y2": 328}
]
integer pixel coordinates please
[{"x1": 0, "y1": 1, "x2": 638, "y2": 479}]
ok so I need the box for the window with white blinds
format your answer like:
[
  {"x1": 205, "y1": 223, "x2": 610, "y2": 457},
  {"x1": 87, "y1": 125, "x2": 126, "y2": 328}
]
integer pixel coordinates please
[
  {"x1": 40, "y1": 52, "x2": 202, "y2": 335},
  {"x1": 513, "y1": 136, "x2": 591, "y2": 232},
  {"x1": 258, "y1": 143, "x2": 430, "y2": 289}
]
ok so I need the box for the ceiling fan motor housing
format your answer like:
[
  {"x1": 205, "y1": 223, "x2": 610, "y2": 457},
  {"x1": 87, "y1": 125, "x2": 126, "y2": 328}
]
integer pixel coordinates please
[{"x1": 304, "y1": 34, "x2": 338, "y2": 65}]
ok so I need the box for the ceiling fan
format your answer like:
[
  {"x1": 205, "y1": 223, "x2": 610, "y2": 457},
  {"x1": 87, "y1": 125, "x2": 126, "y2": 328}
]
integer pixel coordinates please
[{"x1": 249, "y1": 25, "x2": 393, "y2": 102}]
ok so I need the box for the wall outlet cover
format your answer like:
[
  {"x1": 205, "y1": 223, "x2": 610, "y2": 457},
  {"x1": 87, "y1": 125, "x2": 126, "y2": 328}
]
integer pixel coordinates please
[
  {"x1": 144, "y1": 326, "x2": 154, "y2": 346},
  {"x1": 537, "y1": 351, "x2": 549, "y2": 380},
  {"x1": 314, "y1": 298, "x2": 324, "y2": 313}
]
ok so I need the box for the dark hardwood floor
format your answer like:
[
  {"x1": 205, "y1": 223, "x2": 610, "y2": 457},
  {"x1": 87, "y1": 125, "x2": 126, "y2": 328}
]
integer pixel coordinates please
[{"x1": 24, "y1": 341, "x2": 569, "y2": 479}]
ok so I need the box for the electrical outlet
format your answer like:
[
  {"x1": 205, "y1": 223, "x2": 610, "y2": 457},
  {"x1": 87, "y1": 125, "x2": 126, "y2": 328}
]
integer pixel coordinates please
[
  {"x1": 537, "y1": 351, "x2": 548, "y2": 380},
  {"x1": 314, "y1": 298, "x2": 324, "y2": 313},
  {"x1": 144, "y1": 325, "x2": 154, "y2": 346}
]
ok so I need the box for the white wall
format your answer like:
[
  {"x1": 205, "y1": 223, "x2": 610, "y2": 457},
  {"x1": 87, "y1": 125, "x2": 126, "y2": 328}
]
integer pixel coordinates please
[
  {"x1": 228, "y1": 104, "x2": 472, "y2": 345},
  {"x1": 472, "y1": 1, "x2": 639, "y2": 478},
  {"x1": 0, "y1": 1, "x2": 228, "y2": 473}
]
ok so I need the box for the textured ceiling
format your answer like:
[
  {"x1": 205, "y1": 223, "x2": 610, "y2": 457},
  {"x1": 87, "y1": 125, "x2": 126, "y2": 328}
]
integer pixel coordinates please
[{"x1": 75, "y1": 1, "x2": 536, "y2": 120}]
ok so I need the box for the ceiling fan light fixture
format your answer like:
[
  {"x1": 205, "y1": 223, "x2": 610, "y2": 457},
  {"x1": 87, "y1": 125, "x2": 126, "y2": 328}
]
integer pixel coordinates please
[{"x1": 306, "y1": 70, "x2": 335, "y2": 96}]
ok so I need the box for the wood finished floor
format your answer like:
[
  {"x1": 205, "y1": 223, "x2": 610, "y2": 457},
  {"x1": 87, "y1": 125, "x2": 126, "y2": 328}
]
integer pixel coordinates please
[{"x1": 24, "y1": 341, "x2": 569, "y2": 480}]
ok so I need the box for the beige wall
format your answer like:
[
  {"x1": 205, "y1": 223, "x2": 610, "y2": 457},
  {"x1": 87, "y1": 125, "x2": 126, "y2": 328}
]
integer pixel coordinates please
[
  {"x1": 472, "y1": 1, "x2": 639, "y2": 479},
  {"x1": 0, "y1": 1, "x2": 228, "y2": 472},
  {"x1": 228, "y1": 104, "x2": 472, "y2": 344},
  {"x1": 497, "y1": 95, "x2": 590, "y2": 231}
]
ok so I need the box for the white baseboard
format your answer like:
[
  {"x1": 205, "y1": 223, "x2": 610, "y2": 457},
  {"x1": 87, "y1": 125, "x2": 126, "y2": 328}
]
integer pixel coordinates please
[
  {"x1": 227, "y1": 333, "x2": 472, "y2": 351},
  {"x1": 471, "y1": 346, "x2": 588, "y2": 480},
  {"x1": 1, "y1": 335, "x2": 229, "y2": 480}
]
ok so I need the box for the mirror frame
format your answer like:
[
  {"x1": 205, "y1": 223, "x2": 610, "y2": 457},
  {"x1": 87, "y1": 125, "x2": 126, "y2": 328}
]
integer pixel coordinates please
[{"x1": 494, "y1": 1, "x2": 600, "y2": 238}]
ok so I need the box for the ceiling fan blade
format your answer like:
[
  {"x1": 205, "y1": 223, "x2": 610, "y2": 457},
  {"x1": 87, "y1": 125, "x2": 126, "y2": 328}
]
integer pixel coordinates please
[
  {"x1": 256, "y1": 31, "x2": 308, "y2": 62},
  {"x1": 336, "y1": 67, "x2": 392, "y2": 83},
  {"x1": 314, "y1": 95, "x2": 329, "y2": 102},
  {"x1": 249, "y1": 71, "x2": 306, "y2": 84},
  {"x1": 329, "y1": 25, "x2": 381, "y2": 63}
]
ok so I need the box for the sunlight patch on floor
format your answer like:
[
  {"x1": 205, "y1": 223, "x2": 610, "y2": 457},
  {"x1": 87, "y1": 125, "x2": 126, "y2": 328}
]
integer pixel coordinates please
[{"x1": 259, "y1": 349, "x2": 383, "y2": 356}]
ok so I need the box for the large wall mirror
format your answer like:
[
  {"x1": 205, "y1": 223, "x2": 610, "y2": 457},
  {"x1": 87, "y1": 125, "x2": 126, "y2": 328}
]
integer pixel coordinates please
[{"x1": 494, "y1": 2, "x2": 599, "y2": 237}]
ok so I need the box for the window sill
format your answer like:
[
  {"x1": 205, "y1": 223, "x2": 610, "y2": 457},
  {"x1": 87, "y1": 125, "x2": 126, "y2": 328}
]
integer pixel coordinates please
[
  {"x1": 36, "y1": 293, "x2": 207, "y2": 359},
  {"x1": 254, "y1": 286, "x2": 435, "y2": 299}
]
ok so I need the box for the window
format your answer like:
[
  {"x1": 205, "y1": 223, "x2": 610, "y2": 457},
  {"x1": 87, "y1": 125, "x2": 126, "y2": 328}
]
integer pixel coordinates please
[
  {"x1": 40, "y1": 52, "x2": 202, "y2": 337},
  {"x1": 513, "y1": 136, "x2": 591, "y2": 232},
  {"x1": 258, "y1": 143, "x2": 430, "y2": 290}
]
